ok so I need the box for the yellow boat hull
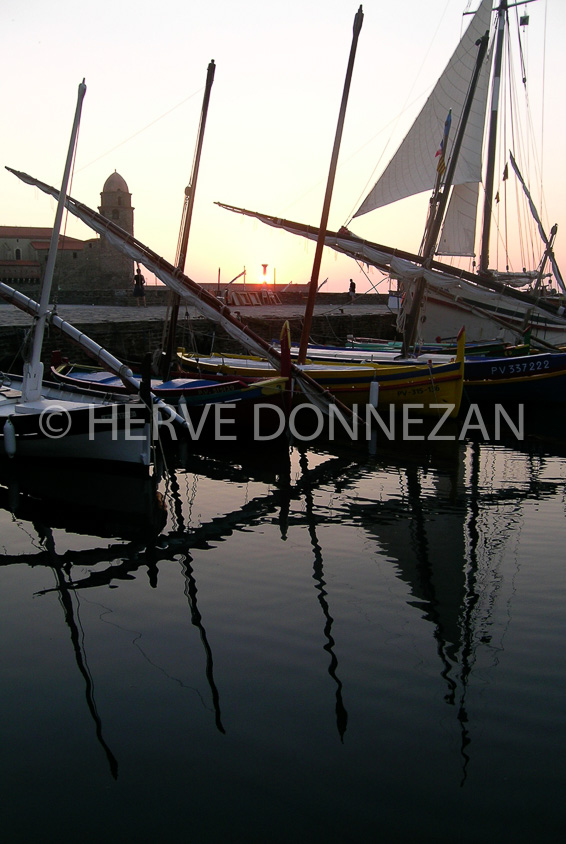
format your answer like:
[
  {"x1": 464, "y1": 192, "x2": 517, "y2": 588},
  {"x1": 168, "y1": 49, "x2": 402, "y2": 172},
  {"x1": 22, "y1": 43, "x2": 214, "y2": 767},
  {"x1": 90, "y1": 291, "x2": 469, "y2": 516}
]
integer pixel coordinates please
[{"x1": 178, "y1": 331, "x2": 465, "y2": 417}]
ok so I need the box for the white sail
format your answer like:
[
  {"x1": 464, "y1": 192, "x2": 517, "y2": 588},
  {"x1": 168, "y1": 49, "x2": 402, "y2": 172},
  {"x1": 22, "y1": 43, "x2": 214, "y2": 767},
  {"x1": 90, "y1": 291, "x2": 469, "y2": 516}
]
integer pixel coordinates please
[
  {"x1": 354, "y1": 0, "x2": 493, "y2": 218},
  {"x1": 437, "y1": 182, "x2": 479, "y2": 256}
]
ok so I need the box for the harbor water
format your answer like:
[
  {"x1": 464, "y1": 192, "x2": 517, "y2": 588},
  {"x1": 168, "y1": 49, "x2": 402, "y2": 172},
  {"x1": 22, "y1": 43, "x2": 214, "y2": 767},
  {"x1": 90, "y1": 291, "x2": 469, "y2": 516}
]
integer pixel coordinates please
[{"x1": 1, "y1": 425, "x2": 565, "y2": 843}]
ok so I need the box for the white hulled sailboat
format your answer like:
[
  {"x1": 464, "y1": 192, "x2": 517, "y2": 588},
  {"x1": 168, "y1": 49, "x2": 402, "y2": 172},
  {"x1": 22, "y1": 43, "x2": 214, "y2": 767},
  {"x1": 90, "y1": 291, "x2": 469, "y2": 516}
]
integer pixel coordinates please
[{"x1": 217, "y1": 0, "x2": 566, "y2": 349}]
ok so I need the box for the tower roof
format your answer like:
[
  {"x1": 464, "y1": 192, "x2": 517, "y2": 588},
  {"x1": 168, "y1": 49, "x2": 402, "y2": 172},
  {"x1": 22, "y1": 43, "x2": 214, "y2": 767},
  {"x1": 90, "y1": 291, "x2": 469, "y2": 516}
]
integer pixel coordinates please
[{"x1": 103, "y1": 171, "x2": 129, "y2": 193}]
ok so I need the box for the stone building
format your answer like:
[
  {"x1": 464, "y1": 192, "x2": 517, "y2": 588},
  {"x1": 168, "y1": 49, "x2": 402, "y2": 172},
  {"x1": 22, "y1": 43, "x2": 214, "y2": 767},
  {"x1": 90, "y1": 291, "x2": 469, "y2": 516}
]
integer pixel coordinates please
[{"x1": 0, "y1": 171, "x2": 135, "y2": 304}]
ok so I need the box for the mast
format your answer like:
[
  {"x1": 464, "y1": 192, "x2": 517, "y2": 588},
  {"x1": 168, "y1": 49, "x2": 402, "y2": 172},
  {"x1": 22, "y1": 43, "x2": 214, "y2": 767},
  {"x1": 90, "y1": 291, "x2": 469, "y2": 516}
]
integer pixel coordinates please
[
  {"x1": 0, "y1": 281, "x2": 194, "y2": 433},
  {"x1": 479, "y1": 0, "x2": 507, "y2": 274},
  {"x1": 21, "y1": 80, "x2": 86, "y2": 402},
  {"x1": 421, "y1": 35, "x2": 489, "y2": 265},
  {"x1": 419, "y1": 110, "x2": 452, "y2": 257},
  {"x1": 8, "y1": 169, "x2": 362, "y2": 424},
  {"x1": 402, "y1": 33, "x2": 489, "y2": 354},
  {"x1": 297, "y1": 6, "x2": 363, "y2": 365},
  {"x1": 160, "y1": 60, "x2": 216, "y2": 380}
]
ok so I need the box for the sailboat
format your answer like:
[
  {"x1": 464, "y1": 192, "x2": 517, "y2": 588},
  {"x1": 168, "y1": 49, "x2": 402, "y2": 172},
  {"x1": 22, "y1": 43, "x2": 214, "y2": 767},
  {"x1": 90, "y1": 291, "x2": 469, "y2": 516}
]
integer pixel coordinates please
[
  {"x1": 175, "y1": 7, "x2": 465, "y2": 419},
  {"x1": 0, "y1": 82, "x2": 152, "y2": 467},
  {"x1": 217, "y1": 0, "x2": 566, "y2": 349}
]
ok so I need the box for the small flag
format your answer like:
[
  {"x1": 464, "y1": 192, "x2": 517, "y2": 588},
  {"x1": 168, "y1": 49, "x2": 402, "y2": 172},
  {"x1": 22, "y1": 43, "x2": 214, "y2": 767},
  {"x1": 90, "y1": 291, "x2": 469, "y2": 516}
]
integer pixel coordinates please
[
  {"x1": 436, "y1": 141, "x2": 446, "y2": 175},
  {"x1": 435, "y1": 110, "x2": 452, "y2": 176}
]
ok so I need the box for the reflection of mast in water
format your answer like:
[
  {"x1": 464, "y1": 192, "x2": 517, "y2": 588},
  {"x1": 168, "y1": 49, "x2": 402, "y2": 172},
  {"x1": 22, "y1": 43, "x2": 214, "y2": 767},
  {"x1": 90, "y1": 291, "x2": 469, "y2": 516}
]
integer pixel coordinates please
[
  {"x1": 167, "y1": 468, "x2": 225, "y2": 735},
  {"x1": 456, "y1": 443, "x2": 484, "y2": 784},
  {"x1": 276, "y1": 446, "x2": 292, "y2": 541},
  {"x1": 348, "y1": 447, "x2": 472, "y2": 778},
  {"x1": 32, "y1": 524, "x2": 119, "y2": 779},
  {"x1": 3, "y1": 447, "x2": 368, "y2": 745},
  {"x1": 354, "y1": 441, "x2": 545, "y2": 786},
  {"x1": 180, "y1": 556, "x2": 225, "y2": 734},
  {"x1": 456, "y1": 441, "x2": 529, "y2": 785},
  {"x1": 298, "y1": 451, "x2": 348, "y2": 742},
  {"x1": 402, "y1": 461, "x2": 471, "y2": 779}
]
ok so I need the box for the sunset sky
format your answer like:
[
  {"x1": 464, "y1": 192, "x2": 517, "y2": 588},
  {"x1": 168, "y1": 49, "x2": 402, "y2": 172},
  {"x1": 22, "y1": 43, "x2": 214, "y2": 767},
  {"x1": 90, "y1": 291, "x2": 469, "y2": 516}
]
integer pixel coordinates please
[{"x1": 2, "y1": 0, "x2": 565, "y2": 293}]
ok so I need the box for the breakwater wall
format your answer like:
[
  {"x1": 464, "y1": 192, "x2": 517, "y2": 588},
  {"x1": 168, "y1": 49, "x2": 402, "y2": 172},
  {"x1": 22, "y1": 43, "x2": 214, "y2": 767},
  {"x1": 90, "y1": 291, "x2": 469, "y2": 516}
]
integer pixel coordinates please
[{"x1": 0, "y1": 308, "x2": 398, "y2": 371}]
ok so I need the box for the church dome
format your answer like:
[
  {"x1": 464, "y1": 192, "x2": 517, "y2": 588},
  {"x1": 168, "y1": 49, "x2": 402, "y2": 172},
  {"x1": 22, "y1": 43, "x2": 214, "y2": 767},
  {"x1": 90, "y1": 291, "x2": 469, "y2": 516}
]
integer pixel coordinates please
[{"x1": 103, "y1": 171, "x2": 129, "y2": 193}]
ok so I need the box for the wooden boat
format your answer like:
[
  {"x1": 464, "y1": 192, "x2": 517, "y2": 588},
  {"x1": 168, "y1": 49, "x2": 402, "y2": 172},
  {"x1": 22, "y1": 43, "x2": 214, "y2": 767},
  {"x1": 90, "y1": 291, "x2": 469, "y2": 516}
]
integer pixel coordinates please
[
  {"x1": 271, "y1": 338, "x2": 529, "y2": 366},
  {"x1": 6, "y1": 15, "x2": 463, "y2": 425},
  {"x1": 0, "y1": 82, "x2": 153, "y2": 468},
  {"x1": 7, "y1": 18, "x2": 374, "y2": 437},
  {"x1": 463, "y1": 351, "x2": 566, "y2": 405},
  {"x1": 50, "y1": 360, "x2": 287, "y2": 409},
  {"x1": 49, "y1": 362, "x2": 289, "y2": 437},
  {"x1": 264, "y1": 340, "x2": 566, "y2": 407},
  {"x1": 343, "y1": 337, "x2": 528, "y2": 358},
  {"x1": 217, "y1": 0, "x2": 566, "y2": 349},
  {"x1": 7, "y1": 178, "x2": 367, "y2": 430},
  {"x1": 1, "y1": 372, "x2": 151, "y2": 465},
  {"x1": 176, "y1": 329, "x2": 465, "y2": 416}
]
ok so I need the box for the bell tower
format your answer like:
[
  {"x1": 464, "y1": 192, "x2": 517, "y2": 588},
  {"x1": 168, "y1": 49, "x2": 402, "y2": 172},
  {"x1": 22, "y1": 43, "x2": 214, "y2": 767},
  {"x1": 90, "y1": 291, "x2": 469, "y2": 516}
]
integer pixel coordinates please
[
  {"x1": 99, "y1": 171, "x2": 134, "y2": 234},
  {"x1": 97, "y1": 171, "x2": 134, "y2": 285}
]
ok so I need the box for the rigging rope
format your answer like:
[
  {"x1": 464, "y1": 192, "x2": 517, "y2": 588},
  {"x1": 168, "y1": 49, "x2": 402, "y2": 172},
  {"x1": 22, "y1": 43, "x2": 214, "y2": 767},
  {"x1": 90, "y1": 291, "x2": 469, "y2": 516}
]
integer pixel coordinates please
[{"x1": 77, "y1": 87, "x2": 205, "y2": 172}]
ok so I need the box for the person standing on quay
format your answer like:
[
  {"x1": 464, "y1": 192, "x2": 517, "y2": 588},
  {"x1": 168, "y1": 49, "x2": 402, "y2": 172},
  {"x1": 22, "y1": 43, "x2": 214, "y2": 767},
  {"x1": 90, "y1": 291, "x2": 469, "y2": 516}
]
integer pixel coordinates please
[
  {"x1": 133, "y1": 264, "x2": 146, "y2": 307},
  {"x1": 348, "y1": 279, "x2": 356, "y2": 302}
]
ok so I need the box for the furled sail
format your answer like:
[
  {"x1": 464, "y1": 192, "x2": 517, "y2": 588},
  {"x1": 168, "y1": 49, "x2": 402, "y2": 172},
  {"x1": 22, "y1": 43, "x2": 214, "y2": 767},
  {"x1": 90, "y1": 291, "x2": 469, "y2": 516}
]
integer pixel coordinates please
[
  {"x1": 354, "y1": 0, "x2": 493, "y2": 219},
  {"x1": 215, "y1": 202, "x2": 566, "y2": 321}
]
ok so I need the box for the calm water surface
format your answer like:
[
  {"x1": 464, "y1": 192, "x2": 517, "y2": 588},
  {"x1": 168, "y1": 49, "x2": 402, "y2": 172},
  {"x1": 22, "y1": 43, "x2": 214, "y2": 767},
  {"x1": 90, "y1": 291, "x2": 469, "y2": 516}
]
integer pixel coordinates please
[{"x1": 1, "y1": 430, "x2": 565, "y2": 843}]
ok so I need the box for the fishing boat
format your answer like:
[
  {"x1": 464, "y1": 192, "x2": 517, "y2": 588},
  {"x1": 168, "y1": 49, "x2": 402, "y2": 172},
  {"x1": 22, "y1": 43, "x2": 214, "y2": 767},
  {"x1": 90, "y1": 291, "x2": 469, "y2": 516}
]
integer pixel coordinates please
[
  {"x1": 176, "y1": 338, "x2": 465, "y2": 416},
  {"x1": 262, "y1": 337, "x2": 566, "y2": 406},
  {"x1": 49, "y1": 340, "x2": 465, "y2": 417},
  {"x1": 49, "y1": 360, "x2": 289, "y2": 435},
  {"x1": 0, "y1": 82, "x2": 153, "y2": 467},
  {"x1": 462, "y1": 350, "x2": 566, "y2": 404},
  {"x1": 0, "y1": 370, "x2": 152, "y2": 464},
  {"x1": 50, "y1": 360, "x2": 287, "y2": 408},
  {"x1": 5, "y1": 175, "x2": 373, "y2": 431},
  {"x1": 343, "y1": 336, "x2": 527, "y2": 357},
  {"x1": 0, "y1": 14, "x2": 362, "y2": 436},
  {"x1": 217, "y1": 0, "x2": 566, "y2": 349},
  {"x1": 5, "y1": 11, "x2": 464, "y2": 424}
]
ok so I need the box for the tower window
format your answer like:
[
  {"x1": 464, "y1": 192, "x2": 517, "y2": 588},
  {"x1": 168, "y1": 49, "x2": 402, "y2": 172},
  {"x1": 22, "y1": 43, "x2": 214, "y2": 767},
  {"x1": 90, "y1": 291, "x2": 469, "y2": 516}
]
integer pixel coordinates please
[
  {"x1": 112, "y1": 209, "x2": 120, "y2": 220},
  {"x1": 15, "y1": 248, "x2": 21, "y2": 260}
]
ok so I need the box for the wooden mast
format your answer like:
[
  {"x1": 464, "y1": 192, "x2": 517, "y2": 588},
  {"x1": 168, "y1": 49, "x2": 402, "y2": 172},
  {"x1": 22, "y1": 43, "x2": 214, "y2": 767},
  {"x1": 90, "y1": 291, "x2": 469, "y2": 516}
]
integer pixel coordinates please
[
  {"x1": 421, "y1": 34, "x2": 489, "y2": 263},
  {"x1": 401, "y1": 32, "x2": 489, "y2": 355},
  {"x1": 22, "y1": 80, "x2": 86, "y2": 402},
  {"x1": 478, "y1": 0, "x2": 507, "y2": 275},
  {"x1": 297, "y1": 6, "x2": 364, "y2": 365},
  {"x1": 160, "y1": 60, "x2": 216, "y2": 380}
]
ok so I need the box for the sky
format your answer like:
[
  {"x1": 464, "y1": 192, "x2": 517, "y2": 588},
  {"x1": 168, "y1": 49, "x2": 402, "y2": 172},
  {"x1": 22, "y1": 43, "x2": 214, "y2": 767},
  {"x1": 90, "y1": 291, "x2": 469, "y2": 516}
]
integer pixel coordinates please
[{"x1": 2, "y1": 0, "x2": 565, "y2": 293}]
